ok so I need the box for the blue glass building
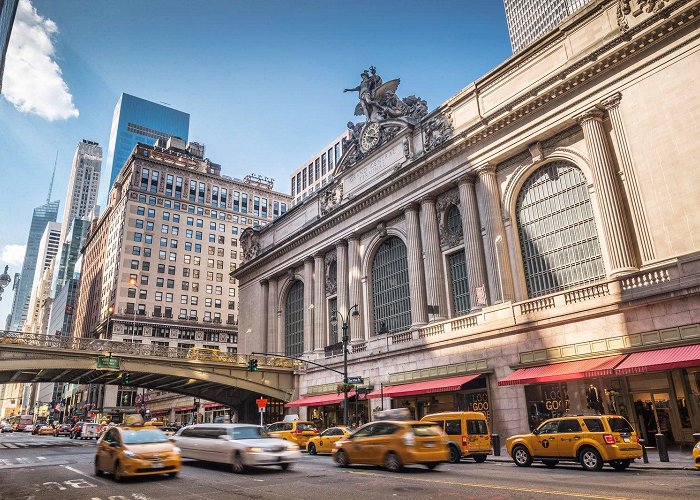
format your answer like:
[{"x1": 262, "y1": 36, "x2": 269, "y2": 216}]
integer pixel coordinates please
[
  {"x1": 105, "y1": 93, "x2": 189, "y2": 188},
  {"x1": 0, "y1": 0, "x2": 19, "y2": 93}
]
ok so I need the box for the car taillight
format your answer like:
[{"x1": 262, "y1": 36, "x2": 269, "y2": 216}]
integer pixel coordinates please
[
  {"x1": 292, "y1": 429, "x2": 303, "y2": 435},
  {"x1": 603, "y1": 434, "x2": 616, "y2": 445},
  {"x1": 462, "y1": 435, "x2": 468, "y2": 447}
]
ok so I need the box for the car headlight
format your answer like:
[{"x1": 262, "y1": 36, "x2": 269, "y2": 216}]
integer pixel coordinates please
[
  {"x1": 287, "y1": 443, "x2": 300, "y2": 451},
  {"x1": 172, "y1": 447, "x2": 181, "y2": 455},
  {"x1": 246, "y1": 447, "x2": 264, "y2": 453},
  {"x1": 123, "y1": 450, "x2": 136, "y2": 458},
  {"x1": 694, "y1": 442, "x2": 700, "y2": 451}
]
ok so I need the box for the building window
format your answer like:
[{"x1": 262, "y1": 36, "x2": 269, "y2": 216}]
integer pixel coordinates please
[
  {"x1": 515, "y1": 161, "x2": 605, "y2": 298},
  {"x1": 448, "y1": 250, "x2": 470, "y2": 315},
  {"x1": 446, "y1": 205, "x2": 461, "y2": 237},
  {"x1": 371, "y1": 236, "x2": 411, "y2": 334},
  {"x1": 328, "y1": 297, "x2": 338, "y2": 345},
  {"x1": 284, "y1": 280, "x2": 304, "y2": 357}
]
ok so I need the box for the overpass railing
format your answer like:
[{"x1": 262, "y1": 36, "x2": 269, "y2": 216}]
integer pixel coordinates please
[{"x1": 0, "y1": 331, "x2": 297, "y2": 369}]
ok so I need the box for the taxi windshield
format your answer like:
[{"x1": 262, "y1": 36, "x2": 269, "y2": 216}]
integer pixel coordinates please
[
  {"x1": 122, "y1": 429, "x2": 168, "y2": 444},
  {"x1": 411, "y1": 424, "x2": 442, "y2": 436},
  {"x1": 295, "y1": 423, "x2": 317, "y2": 431},
  {"x1": 606, "y1": 417, "x2": 633, "y2": 433},
  {"x1": 232, "y1": 427, "x2": 269, "y2": 439}
]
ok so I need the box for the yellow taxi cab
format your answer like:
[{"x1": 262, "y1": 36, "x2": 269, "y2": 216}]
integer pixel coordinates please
[
  {"x1": 267, "y1": 419, "x2": 319, "y2": 448},
  {"x1": 421, "y1": 411, "x2": 492, "y2": 463},
  {"x1": 306, "y1": 426, "x2": 351, "y2": 455},
  {"x1": 332, "y1": 410, "x2": 450, "y2": 472},
  {"x1": 506, "y1": 415, "x2": 642, "y2": 471},
  {"x1": 693, "y1": 440, "x2": 700, "y2": 469},
  {"x1": 94, "y1": 416, "x2": 181, "y2": 482},
  {"x1": 38, "y1": 425, "x2": 55, "y2": 436}
]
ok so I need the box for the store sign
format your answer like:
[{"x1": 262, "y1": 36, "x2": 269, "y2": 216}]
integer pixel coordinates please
[
  {"x1": 465, "y1": 391, "x2": 490, "y2": 420},
  {"x1": 96, "y1": 356, "x2": 120, "y2": 370}
]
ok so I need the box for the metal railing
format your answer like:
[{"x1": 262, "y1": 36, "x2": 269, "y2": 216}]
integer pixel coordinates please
[{"x1": 0, "y1": 330, "x2": 294, "y2": 368}]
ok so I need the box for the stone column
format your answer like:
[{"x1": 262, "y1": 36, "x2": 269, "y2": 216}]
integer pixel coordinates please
[
  {"x1": 313, "y1": 253, "x2": 326, "y2": 351},
  {"x1": 267, "y1": 277, "x2": 278, "y2": 353},
  {"x1": 336, "y1": 240, "x2": 349, "y2": 324},
  {"x1": 601, "y1": 94, "x2": 655, "y2": 263},
  {"x1": 404, "y1": 203, "x2": 428, "y2": 326},
  {"x1": 477, "y1": 165, "x2": 515, "y2": 303},
  {"x1": 458, "y1": 175, "x2": 489, "y2": 310},
  {"x1": 260, "y1": 279, "x2": 269, "y2": 353},
  {"x1": 419, "y1": 197, "x2": 447, "y2": 321},
  {"x1": 577, "y1": 108, "x2": 637, "y2": 275},
  {"x1": 347, "y1": 234, "x2": 365, "y2": 341},
  {"x1": 303, "y1": 258, "x2": 315, "y2": 353}
]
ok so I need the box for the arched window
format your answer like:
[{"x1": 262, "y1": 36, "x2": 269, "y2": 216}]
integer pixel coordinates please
[
  {"x1": 516, "y1": 161, "x2": 605, "y2": 297},
  {"x1": 284, "y1": 280, "x2": 304, "y2": 356},
  {"x1": 371, "y1": 237, "x2": 411, "y2": 334},
  {"x1": 446, "y1": 205, "x2": 462, "y2": 237}
]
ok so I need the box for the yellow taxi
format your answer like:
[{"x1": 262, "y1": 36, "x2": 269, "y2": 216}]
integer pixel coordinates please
[
  {"x1": 306, "y1": 426, "x2": 350, "y2": 455},
  {"x1": 94, "y1": 419, "x2": 181, "y2": 482},
  {"x1": 506, "y1": 415, "x2": 642, "y2": 471},
  {"x1": 693, "y1": 440, "x2": 700, "y2": 469},
  {"x1": 421, "y1": 411, "x2": 492, "y2": 463},
  {"x1": 332, "y1": 414, "x2": 450, "y2": 472},
  {"x1": 267, "y1": 420, "x2": 319, "y2": 448},
  {"x1": 38, "y1": 425, "x2": 55, "y2": 436}
]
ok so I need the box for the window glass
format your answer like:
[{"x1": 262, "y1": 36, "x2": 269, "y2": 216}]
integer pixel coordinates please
[
  {"x1": 606, "y1": 417, "x2": 633, "y2": 433},
  {"x1": 371, "y1": 237, "x2": 410, "y2": 334},
  {"x1": 284, "y1": 280, "x2": 304, "y2": 357},
  {"x1": 410, "y1": 424, "x2": 440, "y2": 436},
  {"x1": 444, "y1": 419, "x2": 461, "y2": 435},
  {"x1": 584, "y1": 418, "x2": 604, "y2": 432},
  {"x1": 537, "y1": 420, "x2": 559, "y2": 434},
  {"x1": 557, "y1": 419, "x2": 581, "y2": 433}
]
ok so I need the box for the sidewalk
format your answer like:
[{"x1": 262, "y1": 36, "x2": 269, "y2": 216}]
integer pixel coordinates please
[{"x1": 488, "y1": 446, "x2": 697, "y2": 471}]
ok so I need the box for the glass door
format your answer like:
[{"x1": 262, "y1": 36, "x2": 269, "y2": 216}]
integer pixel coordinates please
[{"x1": 632, "y1": 391, "x2": 674, "y2": 446}]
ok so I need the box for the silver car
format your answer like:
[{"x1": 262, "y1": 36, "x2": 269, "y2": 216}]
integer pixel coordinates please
[{"x1": 173, "y1": 423, "x2": 300, "y2": 472}]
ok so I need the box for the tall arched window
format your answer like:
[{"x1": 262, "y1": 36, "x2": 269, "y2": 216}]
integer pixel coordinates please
[
  {"x1": 371, "y1": 236, "x2": 411, "y2": 334},
  {"x1": 516, "y1": 161, "x2": 605, "y2": 297},
  {"x1": 284, "y1": 280, "x2": 304, "y2": 356},
  {"x1": 444, "y1": 204, "x2": 470, "y2": 315}
]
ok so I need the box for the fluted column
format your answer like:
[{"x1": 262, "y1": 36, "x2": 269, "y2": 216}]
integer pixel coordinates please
[
  {"x1": 313, "y1": 253, "x2": 326, "y2": 351},
  {"x1": 260, "y1": 279, "x2": 269, "y2": 353},
  {"x1": 347, "y1": 235, "x2": 365, "y2": 341},
  {"x1": 577, "y1": 107, "x2": 637, "y2": 275},
  {"x1": 458, "y1": 175, "x2": 489, "y2": 309},
  {"x1": 336, "y1": 240, "x2": 349, "y2": 323},
  {"x1": 477, "y1": 165, "x2": 515, "y2": 303},
  {"x1": 276, "y1": 287, "x2": 284, "y2": 355},
  {"x1": 419, "y1": 197, "x2": 448, "y2": 321},
  {"x1": 404, "y1": 203, "x2": 428, "y2": 326},
  {"x1": 303, "y1": 258, "x2": 315, "y2": 353},
  {"x1": 267, "y1": 277, "x2": 278, "y2": 353},
  {"x1": 601, "y1": 94, "x2": 655, "y2": 263}
]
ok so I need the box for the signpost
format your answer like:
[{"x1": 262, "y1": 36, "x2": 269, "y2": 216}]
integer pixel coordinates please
[
  {"x1": 96, "y1": 356, "x2": 120, "y2": 370},
  {"x1": 256, "y1": 398, "x2": 268, "y2": 426},
  {"x1": 347, "y1": 376, "x2": 364, "y2": 384}
]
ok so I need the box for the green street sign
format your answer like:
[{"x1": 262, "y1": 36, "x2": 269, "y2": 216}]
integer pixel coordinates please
[{"x1": 97, "y1": 356, "x2": 121, "y2": 370}]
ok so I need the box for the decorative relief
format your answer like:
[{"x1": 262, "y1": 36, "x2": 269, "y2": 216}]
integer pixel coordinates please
[
  {"x1": 617, "y1": 0, "x2": 671, "y2": 32},
  {"x1": 320, "y1": 183, "x2": 344, "y2": 216},
  {"x1": 422, "y1": 112, "x2": 454, "y2": 153},
  {"x1": 324, "y1": 252, "x2": 337, "y2": 296},
  {"x1": 376, "y1": 221, "x2": 387, "y2": 238},
  {"x1": 436, "y1": 189, "x2": 462, "y2": 249},
  {"x1": 240, "y1": 227, "x2": 261, "y2": 262}
]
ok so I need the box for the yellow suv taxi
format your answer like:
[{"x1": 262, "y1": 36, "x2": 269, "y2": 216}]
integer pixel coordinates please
[
  {"x1": 693, "y1": 441, "x2": 700, "y2": 469},
  {"x1": 306, "y1": 426, "x2": 351, "y2": 455},
  {"x1": 267, "y1": 420, "x2": 319, "y2": 448},
  {"x1": 421, "y1": 411, "x2": 492, "y2": 463},
  {"x1": 506, "y1": 415, "x2": 642, "y2": 471}
]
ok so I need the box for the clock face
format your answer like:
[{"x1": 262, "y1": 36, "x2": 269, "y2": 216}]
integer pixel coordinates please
[{"x1": 360, "y1": 122, "x2": 381, "y2": 152}]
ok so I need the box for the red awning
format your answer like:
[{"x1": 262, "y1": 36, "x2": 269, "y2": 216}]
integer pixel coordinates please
[
  {"x1": 203, "y1": 403, "x2": 224, "y2": 409},
  {"x1": 173, "y1": 406, "x2": 194, "y2": 412},
  {"x1": 285, "y1": 391, "x2": 355, "y2": 407},
  {"x1": 368, "y1": 374, "x2": 482, "y2": 399},
  {"x1": 497, "y1": 355, "x2": 624, "y2": 386},
  {"x1": 614, "y1": 344, "x2": 700, "y2": 375}
]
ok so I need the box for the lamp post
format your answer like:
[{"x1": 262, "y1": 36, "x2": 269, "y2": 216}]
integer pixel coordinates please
[
  {"x1": 330, "y1": 304, "x2": 359, "y2": 427},
  {"x1": 128, "y1": 278, "x2": 139, "y2": 343}
]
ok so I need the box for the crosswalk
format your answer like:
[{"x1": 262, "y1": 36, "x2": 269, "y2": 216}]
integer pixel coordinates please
[{"x1": 0, "y1": 439, "x2": 94, "y2": 449}]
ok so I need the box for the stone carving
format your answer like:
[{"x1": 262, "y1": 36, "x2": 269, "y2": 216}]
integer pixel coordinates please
[
  {"x1": 423, "y1": 112, "x2": 454, "y2": 153},
  {"x1": 617, "y1": 0, "x2": 670, "y2": 31},
  {"x1": 376, "y1": 221, "x2": 387, "y2": 238},
  {"x1": 240, "y1": 227, "x2": 261, "y2": 262},
  {"x1": 320, "y1": 183, "x2": 344, "y2": 216},
  {"x1": 324, "y1": 252, "x2": 337, "y2": 296},
  {"x1": 403, "y1": 136, "x2": 413, "y2": 160},
  {"x1": 436, "y1": 189, "x2": 462, "y2": 248}
]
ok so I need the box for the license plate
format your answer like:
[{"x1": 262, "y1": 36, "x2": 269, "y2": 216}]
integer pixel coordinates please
[
  {"x1": 151, "y1": 462, "x2": 163, "y2": 469},
  {"x1": 623, "y1": 437, "x2": 630, "y2": 442},
  {"x1": 424, "y1": 443, "x2": 435, "y2": 448}
]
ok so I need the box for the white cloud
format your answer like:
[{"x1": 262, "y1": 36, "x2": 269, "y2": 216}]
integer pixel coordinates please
[
  {"x1": 0, "y1": 244, "x2": 25, "y2": 268},
  {"x1": 1, "y1": 0, "x2": 79, "y2": 121}
]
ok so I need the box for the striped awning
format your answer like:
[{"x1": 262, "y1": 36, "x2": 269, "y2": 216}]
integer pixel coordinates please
[
  {"x1": 498, "y1": 355, "x2": 624, "y2": 386},
  {"x1": 614, "y1": 344, "x2": 700, "y2": 375}
]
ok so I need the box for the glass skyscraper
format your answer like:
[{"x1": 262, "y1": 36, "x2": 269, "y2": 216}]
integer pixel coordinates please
[
  {"x1": 8, "y1": 199, "x2": 60, "y2": 331},
  {"x1": 0, "y1": 0, "x2": 19, "y2": 93},
  {"x1": 105, "y1": 93, "x2": 190, "y2": 188}
]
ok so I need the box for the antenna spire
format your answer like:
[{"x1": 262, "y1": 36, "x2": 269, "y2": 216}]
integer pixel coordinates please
[{"x1": 47, "y1": 151, "x2": 57, "y2": 203}]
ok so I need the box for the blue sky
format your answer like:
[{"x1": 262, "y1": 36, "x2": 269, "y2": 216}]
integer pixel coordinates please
[{"x1": 0, "y1": 0, "x2": 511, "y2": 323}]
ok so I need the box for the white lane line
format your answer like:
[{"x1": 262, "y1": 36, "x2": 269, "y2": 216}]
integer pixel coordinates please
[
  {"x1": 37, "y1": 456, "x2": 46, "y2": 460},
  {"x1": 4, "y1": 443, "x2": 17, "y2": 448},
  {"x1": 62, "y1": 465, "x2": 91, "y2": 477}
]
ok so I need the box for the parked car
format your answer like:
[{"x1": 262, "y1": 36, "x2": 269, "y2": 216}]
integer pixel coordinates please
[
  {"x1": 266, "y1": 419, "x2": 318, "y2": 449},
  {"x1": 54, "y1": 424, "x2": 72, "y2": 437},
  {"x1": 421, "y1": 411, "x2": 492, "y2": 463},
  {"x1": 173, "y1": 423, "x2": 300, "y2": 472},
  {"x1": 1, "y1": 422, "x2": 12, "y2": 433},
  {"x1": 38, "y1": 425, "x2": 55, "y2": 436},
  {"x1": 306, "y1": 426, "x2": 351, "y2": 455}
]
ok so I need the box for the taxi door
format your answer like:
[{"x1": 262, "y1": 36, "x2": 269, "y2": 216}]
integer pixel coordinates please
[
  {"x1": 530, "y1": 420, "x2": 559, "y2": 458},
  {"x1": 343, "y1": 424, "x2": 375, "y2": 462},
  {"x1": 98, "y1": 429, "x2": 120, "y2": 472},
  {"x1": 317, "y1": 428, "x2": 339, "y2": 453},
  {"x1": 467, "y1": 418, "x2": 491, "y2": 453},
  {"x1": 556, "y1": 419, "x2": 583, "y2": 458},
  {"x1": 363, "y1": 423, "x2": 398, "y2": 465}
]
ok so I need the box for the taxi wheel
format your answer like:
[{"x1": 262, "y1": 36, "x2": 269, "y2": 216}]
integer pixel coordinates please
[
  {"x1": 168, "y1": 471, "x2": 178, "y2": 478},
  {"x1": 231, "y1": 452, "x2": 245, "y2": 473},
  {"x1": 543, "y1": 460, "x2": 559, "y2": 468},
  {"x1": 113, "y1": 461, "x2": 124, "y2": 482},
  {"x1": 335, "y1": 450, "x2": 350, "y2": 467},
  {"x1": 384, "y1": 452, "x2": 402, "y2": 472},
  {"x1": 473, "y1": 454, "x2": 487, "y2": 463},
  {"x1": 280, "y1": 463, "x2": 290, "y2": 471},
  {"x1": 610, "y1": 459, "x2": 631, "y2": 471},
  {"x1": 579, "y1": 447, "x2": 603, "y2": 471},
  {"x1": 448, "y1": 445, "x2": 461, "y2": 463},
  {"x1": 94, "y1": 458, "x2": 103, "y2": 477},
  {"x1": 425, "y1": 462, "x2": 439, "y2": 470},
  {"x1": 308, "y1": 443, "x2": 317, "y2": 455},
  {"x1": 512, "y1": 445, "x2": 532, "y2": 467}
]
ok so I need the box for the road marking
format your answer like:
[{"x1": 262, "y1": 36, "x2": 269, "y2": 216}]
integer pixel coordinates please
[
  {"x1": 4, "y1": 443, "x2": 18, "y2": 448},
  {"x1": 63, "y1": 465, "x2": 92, "y2": 477},
  {"x1": 347, "y1": 470, "x2": 632, "y2": 500}
]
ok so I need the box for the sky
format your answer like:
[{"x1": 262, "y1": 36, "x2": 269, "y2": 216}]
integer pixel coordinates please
[{"x1": 0, "y1": 0, "x2": 512, "y2": 325}]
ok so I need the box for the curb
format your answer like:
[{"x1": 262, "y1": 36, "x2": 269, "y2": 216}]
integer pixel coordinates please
[{"x1": 486, "y1": 456, "x2": 695, "y2": 471}]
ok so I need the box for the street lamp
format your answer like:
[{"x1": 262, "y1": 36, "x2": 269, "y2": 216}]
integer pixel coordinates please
[
  {"x1": 0, "y1": 265, "x2": 10, "y2": 303},
  {"x1": 330, "y1": 304, "x2": 360, "y2": 426},
  {"x1": 128, "y1": 278, "x2": 140, "y2": 342}
]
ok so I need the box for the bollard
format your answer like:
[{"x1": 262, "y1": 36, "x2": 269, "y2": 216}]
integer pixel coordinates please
[
  {"x1": 655, "y1": 433, "x2": 669, "y2": 462},
  {"x1": 492, "y1": 433, "x2": 501, "y2": 456},
  {"x1": 639, "y1": 438, "x2": 649, "y2": 464}
]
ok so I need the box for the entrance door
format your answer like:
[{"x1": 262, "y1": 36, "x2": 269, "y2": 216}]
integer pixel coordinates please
[{"x1": 632, "y1": 391, "x2": 675, "y2": 446}]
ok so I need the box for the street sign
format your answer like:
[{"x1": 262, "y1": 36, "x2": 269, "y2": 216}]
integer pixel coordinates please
[
  {"x1": 258, "y1": 406, "x2": 266, "y2": 413},
  {"x1": 96, "y1": 356, "x2": 120, "y2": 370},
  {"x1": 347, "y1": 376, "x2": 364, "y2": 384},
  {"x1": 255, "y1": 398, "x2": 268, "y2": 408}
]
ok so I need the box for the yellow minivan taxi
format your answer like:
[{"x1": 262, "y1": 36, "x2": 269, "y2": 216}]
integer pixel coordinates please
[
  {"x1": 421, "y1": 411, "x2": 492, "y2": 463},
  {"x1": 506, "y1": 415, "x2": 642, "y2": 471},
  {"x1": 267, "y1": 420, "x2": 319, "y2": 448}
]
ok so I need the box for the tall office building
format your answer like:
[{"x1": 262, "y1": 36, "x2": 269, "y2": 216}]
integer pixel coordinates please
[
  {"x1": 289, "y1": 131, "x2": 348, "y2": 206},
  {"x1": 8, "y1": 199, "x2": 60, "y2": 331},
  {"x1": 0, "y1": 0, "x2": 19, "y2": 93},
  {"x1": 60, "y1": 140, "x2": 102, "y2": 243},
  {"x1": 503, "y1": 0, "x2": 592, "y2": 53},
  {"x1": 105, "y1": 94, "x2": 189, "y2": 188},
  {"x1": 24, "y1": 221, "x2": 61, "y2": 334}
]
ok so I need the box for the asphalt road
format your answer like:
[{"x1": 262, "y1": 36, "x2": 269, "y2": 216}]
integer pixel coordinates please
[{"x1": 0, "y1": 433, "x2": 697, "y2": 500}]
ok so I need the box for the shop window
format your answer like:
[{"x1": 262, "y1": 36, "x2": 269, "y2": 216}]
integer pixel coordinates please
[{"x1": 371, "y1": 237, "x2": 411, "y2": 334}]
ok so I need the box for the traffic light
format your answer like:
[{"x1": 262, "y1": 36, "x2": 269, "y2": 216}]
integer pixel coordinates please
[
  {"x1": 122, "y1": 372, "x2": 131, "y2": 385},
  {"x1": 247, "y1": 359, "x2": 258, "y2": 372}
]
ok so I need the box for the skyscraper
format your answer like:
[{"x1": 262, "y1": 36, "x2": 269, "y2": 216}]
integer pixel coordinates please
[
  {"x1": 0, "y1": 0, "x2": 19, "y2": 93},
  {"x1": 24, "y1": 221, "x2": 61, "y2": 334},
  {"x1": 60, "y1": 140, "x2": 102, "y2": 243},
  {"x1": 105, "y1": 93, "x2": 189, "y2": 188},
  {"x1": 503, "y1": 0, "x2": 592, "y2": 53}
]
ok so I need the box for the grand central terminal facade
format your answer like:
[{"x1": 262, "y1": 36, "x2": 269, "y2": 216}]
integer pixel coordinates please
[{"x1": 235, "y1": 0, "x2": 700, "y2": 445}]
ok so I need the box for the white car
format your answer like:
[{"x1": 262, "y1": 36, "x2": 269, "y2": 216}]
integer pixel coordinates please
[{"x1": 173, "y1": 423, "x2": 300, "y2": 472}]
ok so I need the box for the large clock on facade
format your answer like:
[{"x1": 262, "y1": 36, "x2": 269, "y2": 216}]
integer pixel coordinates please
[{"x1": 360, "y1": 122, "x2": 381, "y2": 153}]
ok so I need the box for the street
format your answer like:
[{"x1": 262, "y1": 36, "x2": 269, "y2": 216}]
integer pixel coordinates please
[{"x1": 0, "y1": 433, "x2": 697, "y2": 500}]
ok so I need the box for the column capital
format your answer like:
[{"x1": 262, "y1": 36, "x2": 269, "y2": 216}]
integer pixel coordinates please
[
  {"x1": 347, "y1": 233, "x2": 360, "y2": 242},
  {"x1": 576, "y1": 107, "x2": 605, "y2": 125},
  {"x1": 259, "y1": 279, "x2": 269, "y2": 286},
  {"x1": 419, "y1": 196, "x2": 436, "y2": 206},
  {"x1": 313, "y1": 251, "x2": 326, "y2": 259},
  {"x1": 456, "y1": 174, "x2": 477, "y2": 186},
  {"x1": 403, "y1": 201, "x2": 420, "y2": 213},
  {"x1": 476, "y1": 162, "x2": 496, "y2": 176},
  {"x1": 600, "y1": 92, "x2": 622, "y2": 111},
  {"x1": 336, "y1": 239, "x2": 348, "y2": 249},
  {"x1": 304, "y1": 256, "x2": 315, "y2": 264}
]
